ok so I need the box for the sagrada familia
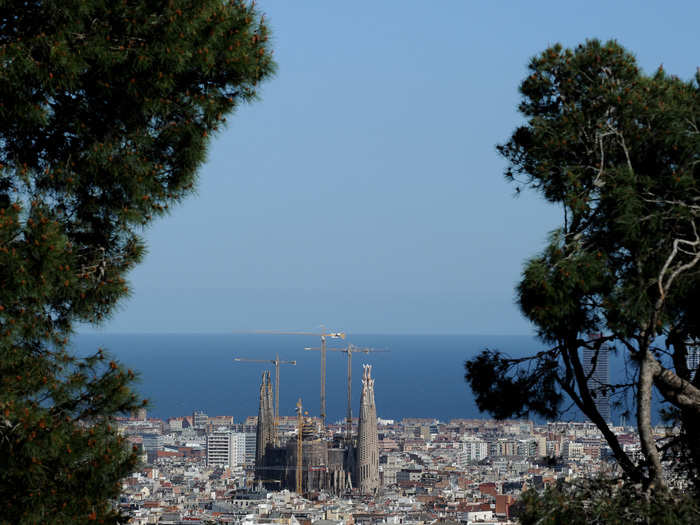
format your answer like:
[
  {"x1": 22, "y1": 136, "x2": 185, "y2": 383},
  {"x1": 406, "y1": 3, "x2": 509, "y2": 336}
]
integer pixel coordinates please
[{"x1": 255, "y1": 364, "x2": 379, "y2": 495}]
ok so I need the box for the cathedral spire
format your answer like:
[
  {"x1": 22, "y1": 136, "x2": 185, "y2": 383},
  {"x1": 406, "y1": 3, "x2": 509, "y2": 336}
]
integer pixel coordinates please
[
  {"x1": 256, "y1": 371, "x2": 274, "y2": 478},
  {"x1": 357, "y1": 364, "x2": 379, "y2": 494}
]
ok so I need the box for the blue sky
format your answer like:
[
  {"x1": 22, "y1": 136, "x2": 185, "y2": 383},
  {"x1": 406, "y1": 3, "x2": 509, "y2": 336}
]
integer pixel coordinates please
[{"x1": 94, "y1": 1, "x2": 700, "y2": 335}]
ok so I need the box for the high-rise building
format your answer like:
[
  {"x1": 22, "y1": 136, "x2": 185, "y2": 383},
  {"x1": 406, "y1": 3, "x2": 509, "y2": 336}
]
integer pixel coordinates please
[
  {"x1": 255, "y1": 370, "x2": 274, "y2": 478},
  {"x1": 687, "y1": 344, "x2": 700, "y2": 380},
  {"x1": 582, "y1": 342, "x2": 611, "y2": 422},
  {"x1": 207, "y1": 431, "x2": 237, "y2": 467},
  {"x1": 206, "y1": 431, "x2": 250, "y2": 467},
  {"x1": 357, "y1": 364, "x2": 379, "y2": 494}
]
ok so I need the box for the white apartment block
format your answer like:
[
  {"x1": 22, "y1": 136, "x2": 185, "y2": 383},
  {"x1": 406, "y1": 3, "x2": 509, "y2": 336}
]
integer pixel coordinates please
[
  {"x1": 206, "y1": 431, "x2": 253, "y2": 467},
  {"x1": 459, "y1": 436, "x2": 488, "y2": 465},
  {"x1": 563, "y1": 440, "x2": 584, "y2": 459},
  {"x1": 206, "y1": 431, "x2": 237, "y2": 467}
]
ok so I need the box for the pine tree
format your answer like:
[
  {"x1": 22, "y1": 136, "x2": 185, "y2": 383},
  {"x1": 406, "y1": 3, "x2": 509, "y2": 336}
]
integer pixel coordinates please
[
  {"x1": 465, "y1": 40, "x2": 700, "y2": 492},
  {"x1": 0, "y1": 1, "x2": 274, "y2": 522}
]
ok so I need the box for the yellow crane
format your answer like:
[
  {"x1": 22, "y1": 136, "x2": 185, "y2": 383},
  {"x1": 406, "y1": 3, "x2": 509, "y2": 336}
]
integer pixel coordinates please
[
  {"x1": 306, "y1": 344, "x2": 389, "y2": 439},
  {"x1": 249, "y1": 328, "x2": 345, "y2": 427},
  {"x1": 233, "y1": 353, "x2": 296, "y2": 443}
]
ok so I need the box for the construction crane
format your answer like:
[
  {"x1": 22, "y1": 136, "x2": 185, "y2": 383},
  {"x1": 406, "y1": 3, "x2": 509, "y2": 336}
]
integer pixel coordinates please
[
  {"x1": 248, "y1": 328, "x2": 345, "y2": 427},
  {"x1": 305, "y1": 344, "x2": 389, "y2": 440},
  {"x1": 233, "y1": 353, "x2": 296, "y2": 443},
  {"x1": 296, "y1": 398, "x2": 303, "y2": 494}
]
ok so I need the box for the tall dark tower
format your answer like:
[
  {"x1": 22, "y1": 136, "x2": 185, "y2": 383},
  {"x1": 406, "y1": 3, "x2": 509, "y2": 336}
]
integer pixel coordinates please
[
  {"x1": 688, "y1": 343, "x2": 700, "y2": 380},
  {"x1": 255, "y1": 371, "x2": 274, "y2": 477},
  {"x1": 583, "y1": 341, "x2": 611, "y2": 422},
  {"x1": 356, "y1": 364, "x2": 379, "y2": 494}
]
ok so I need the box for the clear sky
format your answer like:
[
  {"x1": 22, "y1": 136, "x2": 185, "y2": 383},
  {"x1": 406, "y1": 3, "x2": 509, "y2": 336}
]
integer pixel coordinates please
[{"x1": 94, "y1": 1, "x2": 700, "y2": 335}]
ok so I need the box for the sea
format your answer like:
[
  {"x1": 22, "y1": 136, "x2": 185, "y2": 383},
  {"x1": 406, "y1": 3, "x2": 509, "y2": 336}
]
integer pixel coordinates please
[{"x1": 70, "y1": 333, "x2": 632, "y2": 424}]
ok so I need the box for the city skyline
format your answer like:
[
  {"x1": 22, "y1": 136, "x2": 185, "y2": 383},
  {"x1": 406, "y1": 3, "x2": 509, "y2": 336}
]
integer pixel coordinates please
[
  {"x1": 118, "y1": 404, "x2": 639, "y2": 522},
  {"x1": 4, "y1": 1, "x2": 699, "y2": 522}
]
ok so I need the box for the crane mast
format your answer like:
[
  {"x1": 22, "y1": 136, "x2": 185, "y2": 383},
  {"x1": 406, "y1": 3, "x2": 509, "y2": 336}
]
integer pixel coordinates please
[
  {"x1": 296, "y1": 398, "x2": 303, "y2": 494},
  {"x1": 246, "y1": 328, "x2": 345, "y2": 428},
  {"x1": 234, "y1": 353, "x2": 296, "y2": 444},
  {"x1": 305, "y1": 343, "x2": 388, "y2": 440}
]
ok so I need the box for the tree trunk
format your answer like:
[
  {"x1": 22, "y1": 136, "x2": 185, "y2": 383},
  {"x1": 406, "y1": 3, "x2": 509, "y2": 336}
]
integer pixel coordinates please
[
  {"x1": 649, "y1": 356, "x2": 700, "y2": 413},
  {"x1": 561, "y1": 339, "x2": 642, "y2": 481},
  {"x1": 637, "y1": 351, "x2": 665, "y2": 490}
]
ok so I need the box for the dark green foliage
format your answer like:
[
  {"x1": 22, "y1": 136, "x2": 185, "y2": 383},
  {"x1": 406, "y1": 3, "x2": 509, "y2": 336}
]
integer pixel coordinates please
[
  {"x1": 515, "y1": 480, "x2": 700, "y2": 525},
  {"x1": 0, "y1": 0, "x2": 274, "y2": 522},
  {"x1": 465, "y1": 349, "x2": 562, "y2": 419},
  {"x1": 0, "y1": 350, "x2": 142, "y2": 523},
  {"x1": 499, "y1": 40, "x2": 700, "y2": 342},
  {"x1": 465, "y1": 39, "x2": 700, "y2": 489}
]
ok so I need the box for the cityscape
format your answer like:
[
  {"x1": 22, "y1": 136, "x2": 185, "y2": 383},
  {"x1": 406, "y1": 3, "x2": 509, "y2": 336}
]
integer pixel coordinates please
[
  {"x1": 3, "y1": 2, "x2": 699, "y2": 524},
  {"x1": 114, "y1": 340, "x2": 689, "y2": 524}
]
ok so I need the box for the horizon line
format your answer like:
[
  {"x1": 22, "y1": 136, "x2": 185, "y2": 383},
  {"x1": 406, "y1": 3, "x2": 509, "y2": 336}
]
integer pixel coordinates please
[{"x1": 76, "y1": 330, "x2": 537, "y2": 337}]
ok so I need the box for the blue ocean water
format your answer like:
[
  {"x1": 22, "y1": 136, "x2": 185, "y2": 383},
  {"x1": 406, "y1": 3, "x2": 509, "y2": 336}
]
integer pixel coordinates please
[{"x1": 71, "y1": 333, "x2": 545, "y2": 422}]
